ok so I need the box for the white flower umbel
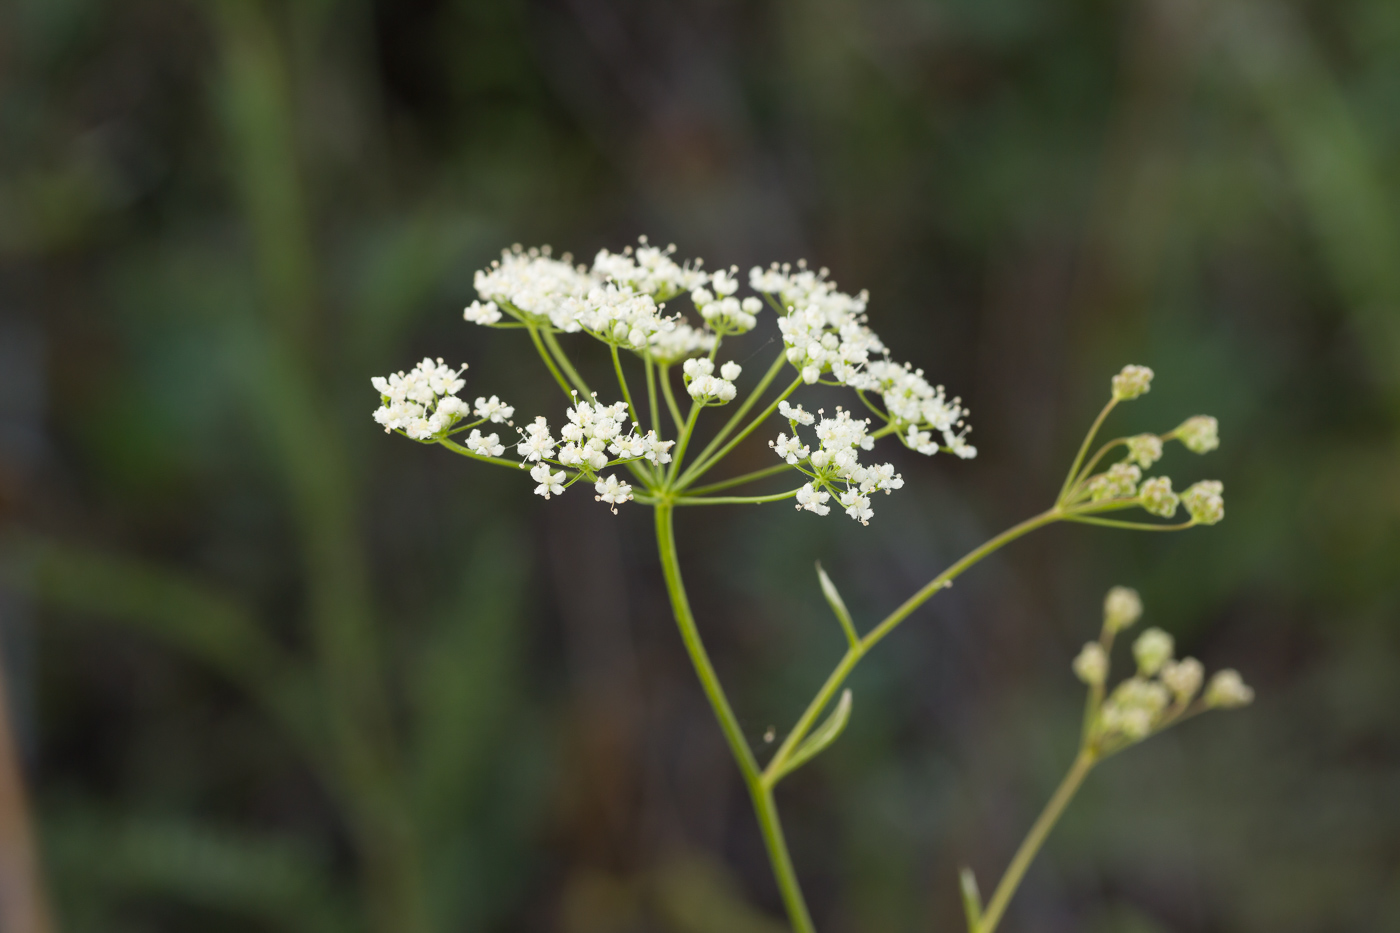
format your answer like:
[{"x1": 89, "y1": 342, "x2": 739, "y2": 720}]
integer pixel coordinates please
[
  {"x1": 472, "y1": 245, "x2": 598, "y2": 331},
  {"x1": 864, "y1": 359, "x2": 976, "y2": 459},
  {"x1": 591, "y1": 237, "x2": 707, "y2": 301},
  {"x1": 372, "y1": 357, "x2": 479, "y2": 440},
  {"x1": 647, "y1": 321, "x2": 716, "y2": 365},
  {"x1": 752, "y1": 261, "x2": 885, "y2": 387},
  {"x1": 692, "y1": 267, "x2": 762, "y2": 334},
  {"x1": 683, "y1": 358, "x2": 738, "y2": 403},
  {"x1": 594, "y1": 474, "x2": 634, "y2": 512},
  {"x1": 773, "y1": 407, "x2": 904, "y2": 524},
  {"x1": 564, "y1": 283, "x2": 672, "y2": 351}
]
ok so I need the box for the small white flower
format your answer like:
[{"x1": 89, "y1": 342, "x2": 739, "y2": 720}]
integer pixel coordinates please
[
  {"x1": 1111, "y1": 364, "x2": 1154, "y2": 401},
  {"x1": 464, "y1": 300, "x2": 502, "y2": 325},
  {"x1": 643, "y1": 431, "x2": 675, "y2": 464},
  {"x1": 466, "y1": 430, "x2": 505, "y2": 457},
  {"x1": 1133, "y1": 627, "x2": 1175, "y2": 676},
  {"x1": 778, "y1": 400, "x2": 815, "y2": 425},
  {"x1": 1103, "y1": 586, "x2": 1142, "y2": 632},
  {"x1": 530, "y1": 463, "x2": 566, "y2": 499},
  {"x1": 1073, "y1": 642, "x2": 1108, "y2": 686},
  {"x1": 474, "y1": 395, "x2": 514, "y2": 423},
  {"x1": 594, "y1": 474, "x2": 633, "y2": 512},
  {"x1": 795, "y1": 483, "x2": 831, "y2": 516},
  {"x1": 838, "y1": 488, "x2": 873, "y2": 524},
  {"x1": 770, "y1": 433, "x2": 810, "y2": 465},
  {"x1": 516, "y1": 416, "x2": 556, "y2": 462},
  {"x1": 720, "y1": 361, "x2": 742, "y2": 381}
]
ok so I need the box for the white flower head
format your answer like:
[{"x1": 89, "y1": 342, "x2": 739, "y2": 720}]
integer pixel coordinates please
[
  {"x1": 1112, "y1": 364, "x2": 1154, "y2": 401},
  {"x1": 466, "y1": 429, "x2": 505, "y2": 458},
  {"x1": 779, "y1": 400, "x2": 816, "y2": 425},
  {"x1": 516, "y1": 416, "x2": 556, "y2": 463},
  {"x1": 473, "y1": 395, "x2": 515, "y2": 423},
  {"x1": 592, "y1": 237, "x2": 707, "y2": 300},
  {"x1": 474, "y1": 245, "x2": 597, "y2": 331},
  {"x1": 795, "y1": 482, "x2": 831, "y2": 516},
  {"x1": 770, "y1": 433, "x2": 810, "y2": 465},
  {"x1": 372, "y1": 358, "x2": 473, "y2": 439},
  {"x1": 463, "y1": 300, "x2": 502, "y2": 325}
]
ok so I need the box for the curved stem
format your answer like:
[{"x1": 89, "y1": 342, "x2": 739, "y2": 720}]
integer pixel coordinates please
[
  {"x1": 673, "y1": 489, "x2": 801, "y2": 506},
  {"x1": 1063, "y1": 515, "x2": 1197, "y2": 531},
  {"x1": 436, "y1": 437, "x2": 525, "y2": 471},
  {"x1": 654, "y1": 505, "x2": 815, "y2": 933},
  {"x1": 541, "y1": 328, "x2": 591, "y2": 396},
  {"x1": 765, "y1": 509, "x2": 1062, "y2": 782},
  {"x1": 660, "y1": 364, "x2": 685, "y2": 433},
  {"x1": 527, "y1": 325, "x2": 574, "y2": 399},
  {"x1": 1058, "y1": 399, "x2": 1117, "y2": 503},
  {"x1": 978, "y1": 750, "x2": 1097, "y2": 933}
]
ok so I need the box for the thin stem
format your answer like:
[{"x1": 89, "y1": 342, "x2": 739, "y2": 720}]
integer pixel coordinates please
[
  {"x1": 686, "y1": 463, "x2": 794, "y2": 496},
  {"x1": 611, "y1": 345, "x2": 641, "y2": 428},
  {"x1": 645, "y1": 355, "x2": 662, "y2": 438},
  {"x1": 1058, "y1": 399, "x2": 1117, "y2": 503},
  {"x1": 667, "y1": 402, "x2": 703, "y2": 486},
  {"x1": 1063, "y1": 515, "x2": 1197, "y2": 532},
  {"x1": 653, "y1": 505, "x2": 817, "y2": 933},
  {"x1": 660, "y1": 365, "x2": 686, "y2": 434},
  {"x1": 678, "y1": 376, "x2": 804, "y2": 489},
  {"x1": 436, "y1": 438, "x2": 525, "y2": 471},
  {"x1": 978, "y1": 750, "x2": 1097, "y2": 933},
  {"x1": 673, "y1": 489, "x2": 801, "y2": 507},
  {"x1": 765, "y1": 509, "x2": 1062, "y2": 782},
  {"x1": 1067, "y1": 437, "x2": 1129, "y2": 492},
  {"x1": 686, "y1": 350, "x2": 788, "y2": 475},
  {"x1": 527, "y1": 325, "x2": 574, "y2": 399},
  {"x1": 541, "y1": 328, "x2": 591, "y2": 396}
]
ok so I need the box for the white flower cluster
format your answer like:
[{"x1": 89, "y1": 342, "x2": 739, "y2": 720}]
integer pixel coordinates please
[
  {"x1": 1073, "y1": 587, "x2": 1252, "y2": 748},
  {"x1": 683, "y1": 359, "x2": 741, "y2": 402},
  {"x1": 864, "y1": 360, "x2": 975, "y2": 458},
  {"x1": 751, "y1": 262, "x2": 884, "y2": 387},
  {"x1": 563, "y1": 284, "x2": 669, "y2": 350},
  {"x1": 771, "y1": 404, "x2": 904, "y2": 524},
  {"x1": 591, "y1": 238, "x2": 707, "y2": 300},
  {"x1": 372, "y1": 358, "x2": 515, "y2": 442},
  {"x1": 472, "y1": 245, "x2": 596, "y2": 331},
  {"x1": 647, "y1": 322, "x2": 716, "y2": 365},
  {"x1": 691, "y1": 267, "x2": 762, "y2": 334}
]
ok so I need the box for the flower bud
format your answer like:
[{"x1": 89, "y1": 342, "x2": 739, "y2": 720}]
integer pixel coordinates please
[
  {"x1": 1126, "y1": 434, "x2": 1164, "y2": 468},
  {"x1": 1102, "y1": 677, "x2": 1170, "y2": 740},
  {"x1": 1133, "y1": 627, "x2": 1174, "y2": 676},
  {"x1": 1160, "y1": 657, "x2": 1204, "y2": 701},
  {"x1": 721, "y1": 360, "x2": 743, "y2": 381},
  {"x1": 1139, "y1": 476, "x2": 1180, "y2": 518},
  {"x1": 1088, "y1": 462, "x2": 1141, "y2": 501},
  {"x1": 1111, "y1": 364, "x2": 1154, "y2": 401},
  {"x1": 1176, "y1": 415, "x2": 1219, "y2": 454},
  {"x1": 1204, "y1": 669, "x2": 1254, "y2": 708},
  {"x1": 1103, "y1": 586, "x2": 1142, "y2": 632},
  {"x1": 1182, "y1": 480, "x2": 1225, "y2": 525},
  {"x1": 1073, "y1": 642, "x2": 1108, "y2": 686}
]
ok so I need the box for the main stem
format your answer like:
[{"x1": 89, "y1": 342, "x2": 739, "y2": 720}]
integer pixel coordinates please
[
  {"x1": 654, "y1": 505, "x2": 816, "y2": 933},
  {"x1": 977, "y1": 749, "x2": 1097, "y2": 933}
]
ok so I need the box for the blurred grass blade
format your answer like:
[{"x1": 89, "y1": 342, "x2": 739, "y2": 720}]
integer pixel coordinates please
[
  {"x1": 960, "y1": 866, "x2": 983, "y2": 932},
  {"x1": 2, "y1": 536, "x2": 326, "y2": 766},
  {"x1": 775, "y1": 689, "x2": 853, "y2": 781},
  {"x1": 816, "y1": 562, "x2": 859, "y2": 648}
]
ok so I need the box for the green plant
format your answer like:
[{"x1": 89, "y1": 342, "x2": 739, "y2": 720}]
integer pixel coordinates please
[{"x1": 373, "y1": 239, "x2": 1252, "y2": 931}]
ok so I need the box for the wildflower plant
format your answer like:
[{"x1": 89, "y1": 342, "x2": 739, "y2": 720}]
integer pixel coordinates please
[{"x1": 372, "y1": 237, "x2": 1251, "y2": 932}]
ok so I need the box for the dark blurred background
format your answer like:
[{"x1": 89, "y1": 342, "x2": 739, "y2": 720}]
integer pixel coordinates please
[{"x1": 2, "y1": 0, "x2": 1398, "y2": 930}]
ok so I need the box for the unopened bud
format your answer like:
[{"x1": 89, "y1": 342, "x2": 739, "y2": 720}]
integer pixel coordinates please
[
  {"x1": 1176, "y1": 416, "x2": 1220, "y2": 454},
  {"x1": 1133, "y1": 627, "x2": 1174, "y2": 676},
  {"x1": 1204, "y1": 669, "x2": 1254, "y2": 708},
  {"x1": 1160, "y1": 657, "x2": 1204, "y2": 701},
  {"x1": 1126, "y1": 434, "x2": 1164, "y2": 468},
  {"x1": 1182, "y1": 480, "x2": 1225, "y2": 525},
  {"x1": 1103, "y1": 586, "x2": 1142, "y2": 632},
  {"x1": 1111, "y1": 364, "x2": 1154, "y2": 401},
  {"x1": 1139, "y1": 476, "x2": 1180, "y2": 519},
  {"x1": 1073, "y1": 642, "x2": 1108, "y2": 686}
]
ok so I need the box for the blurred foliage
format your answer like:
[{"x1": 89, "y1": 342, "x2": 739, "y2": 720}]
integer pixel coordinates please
[{"x1": 1, "y1": 0, "x2": 1399, "y2": 931}]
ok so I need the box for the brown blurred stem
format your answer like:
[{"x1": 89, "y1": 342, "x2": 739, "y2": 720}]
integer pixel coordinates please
[{"x1": 0, "y1": 652, "x2": 55, "y2": 933}]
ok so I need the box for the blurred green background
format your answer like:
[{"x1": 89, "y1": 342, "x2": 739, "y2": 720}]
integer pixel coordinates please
[{"x1": 1, "y1": 0, "x2": 1398, "y2": 930}]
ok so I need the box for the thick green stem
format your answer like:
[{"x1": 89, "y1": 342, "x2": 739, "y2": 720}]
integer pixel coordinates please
[
  {"x1": 978, "y1": 750, "x2": 1097, "y2": 933},
  {"x1": 654, "y1": 506, "x2": 815, "y2": 933}
]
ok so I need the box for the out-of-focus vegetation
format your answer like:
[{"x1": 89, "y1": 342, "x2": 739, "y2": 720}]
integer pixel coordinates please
[{"x1": 0, "y1": 0, "x2": 1397, "y2": 931}]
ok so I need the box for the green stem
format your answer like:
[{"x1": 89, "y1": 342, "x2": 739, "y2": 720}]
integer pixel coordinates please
[
  {"x1": 646, "y1": 354, "x2": 662, "y2": 438},
  {"x1": 678, "y1": 376, "x2": 804, "y2": 489},
  {"x1": 660, "y1": 364, "x2": 686, "y2": 433},
  {"x1": 527, "y1": 326, "x2": 574, "y2": 399},
  {"x1": 1058, "y1": 399, "x2": 1117, "y2": 503},
  {"x1": 653, "y1": 505, "x2": 816, "y2": 933},
  {"x1": 765, "y1": 509, "x2": 1062, "y2": 782},
  {"x1": 686, "y1": 463, "x2": 795, "y2": 496},
  {"x1": 978, "y1": 750, "x2": 1097, "y2": 933},
  {"x1": 673, "y1": 489, "x2": 801, "y2": 506},
  {"x1": 436, "y1": 438, "x2": 525, "y2": 471},
  {"x1": 1063, "y1": 515, "x2": 1197, "y2": 531},
  {"x1": 541, "y1": 328, "x2": 591, "y2": 396},
  {"x1": 667, "y1": 402, "x2": 703, "y2": 485},
  {"x1": 612, "y1": 344, "x2": 640, "y2": 428}
]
